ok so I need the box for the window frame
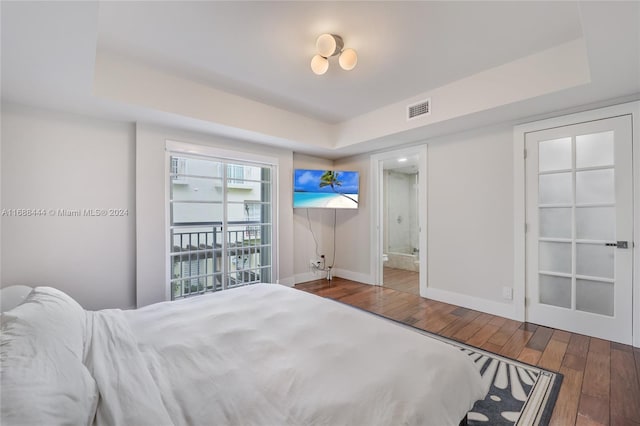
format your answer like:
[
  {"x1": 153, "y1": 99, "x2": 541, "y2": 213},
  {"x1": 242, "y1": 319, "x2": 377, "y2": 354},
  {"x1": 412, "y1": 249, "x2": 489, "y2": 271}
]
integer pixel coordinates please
[{"x1": 165, "y1": 140, "x2": 279, "y2": 299}]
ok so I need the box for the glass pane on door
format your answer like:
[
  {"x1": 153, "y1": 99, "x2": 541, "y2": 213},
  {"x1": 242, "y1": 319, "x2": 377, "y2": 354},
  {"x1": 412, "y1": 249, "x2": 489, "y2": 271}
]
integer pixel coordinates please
[
  {"x1": 539, "y1": 241, "x2": 571, "y2": 274},
  {"x1": 539, "y1": 274, "x2": 571, "y2": 308},
  {"x1": 539, "y1": 208, "x2": 571, "y2": 238},
  {"x1": 576, "y1": 207, "x2": 615, "y2": 240},
  {"x1": 576, "y1": 279, "x2": 614, "y2": 316},
  {"x1": 171, "y1": 177, "x2": 223, "y2": 202},
  {"x1": 576, "y1": 169, "x2": 615, "y2": 204},
  {"x1": 576, "y1": 244, "x2": 614, "y2": 279},
  {"x1": 539, "y1": 137, "x2": 572, "y2": 171},
  {"x1": 536, "y1": 130, "x2": 620, "y2": 311},
  {"x1": 576, "y1": 131, "x2": 614, "y2": 168},
  {"x1": 170, "y1": 155, "x2": 273, "y2": 299},
  {"x1": 539, "y1": 173, "x2": 572, "y2": 204}
]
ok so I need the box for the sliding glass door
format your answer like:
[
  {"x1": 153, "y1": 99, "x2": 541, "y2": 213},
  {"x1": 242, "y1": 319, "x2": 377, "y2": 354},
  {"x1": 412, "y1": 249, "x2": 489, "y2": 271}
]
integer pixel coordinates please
[{"x1": 168, "y1": 153, "x2": 274, "y2": 299}]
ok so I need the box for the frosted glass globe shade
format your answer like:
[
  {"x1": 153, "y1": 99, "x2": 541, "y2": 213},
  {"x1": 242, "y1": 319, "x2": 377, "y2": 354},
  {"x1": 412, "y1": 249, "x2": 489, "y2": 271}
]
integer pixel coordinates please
[
  {"x1": 339, "y1": 48, "x2": 358, "y2": 71},
  {"x1": 316, "y1": 34, "x2": 337, "y2": 57},
  {"x1": 310, "y1": 54, "x2": 329, "y2": 75}
]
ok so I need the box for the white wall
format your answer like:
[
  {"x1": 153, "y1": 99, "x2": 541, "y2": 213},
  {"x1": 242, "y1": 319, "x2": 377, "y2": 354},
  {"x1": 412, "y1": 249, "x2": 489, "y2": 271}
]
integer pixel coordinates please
[
  {"x1": 94, "y1": 50, "x2": 336, "y2": 152},
  {"x1": 335, "y1": 39, "x2": 590, "y2": 149},
  {"x1": 1, "y1": 101, "x2": 634, "y2": 337},
  {"x1": 292, "y1": 153, "x2": 374, "y2": 285},
  {"x1": 333, "y1": 126, "x2": 515, "y2": 310},
  {"x1": 0, "y1": 104, "x2": 136, "y2": 310},
  {"x1": 136, "y1": 123, "x2": 294, "y2": 307},
  {"x1": 0, "y1": 104, "x2": 296, "y2": 310},
  {"x1": 427, "y1": 127, "x2": 514, "y2": 306},
  {"x1": 332, "y1": 155, "x2": 374, "y2": 284},
  {"x1": 1, "y1": 104, "x2": 3, "y2": 286},
  {"x1": 0, "y1": 104, "x2": 530, "y2": 318},
  {"x1": 292, "y1": 154, "x2": 335, "y2": 283}
]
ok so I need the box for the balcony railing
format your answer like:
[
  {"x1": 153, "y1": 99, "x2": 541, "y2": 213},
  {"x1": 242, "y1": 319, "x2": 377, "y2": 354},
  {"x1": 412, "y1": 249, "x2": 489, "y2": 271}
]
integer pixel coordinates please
[{"x1": 170, "y1": 222, "x2": 271, "y2": 299}]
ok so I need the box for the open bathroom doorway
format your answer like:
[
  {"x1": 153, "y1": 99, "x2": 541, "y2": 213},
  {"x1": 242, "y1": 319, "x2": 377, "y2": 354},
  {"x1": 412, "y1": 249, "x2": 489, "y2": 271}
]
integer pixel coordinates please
[
  {"x1": 384, "y1": 167, "x2": 419, "y2": 294},
  {"x1": 370, "y1": 146, "x2": 427, "y2": 297}
]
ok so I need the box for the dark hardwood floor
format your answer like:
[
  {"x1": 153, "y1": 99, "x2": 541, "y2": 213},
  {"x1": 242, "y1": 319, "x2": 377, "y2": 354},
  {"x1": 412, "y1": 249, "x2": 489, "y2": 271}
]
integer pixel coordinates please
[{"x1": 296, "y1": 278, "x2": 640, "y2": 426}]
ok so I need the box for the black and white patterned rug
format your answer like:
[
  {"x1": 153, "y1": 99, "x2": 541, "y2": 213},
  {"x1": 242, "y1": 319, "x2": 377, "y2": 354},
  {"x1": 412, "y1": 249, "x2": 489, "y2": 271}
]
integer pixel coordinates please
[
  {"x1": 357, "y1": 308, "x2": 563, "y2": 426},
  {"x1": 401, "y1": 325, "x2": 563, "y2": 426},
  {"x1": 454, "y1": 341, "x2": 562, "y2": 425},
  {"x1": 358, "y1": 305, "x2": 562, "y2": 426}
]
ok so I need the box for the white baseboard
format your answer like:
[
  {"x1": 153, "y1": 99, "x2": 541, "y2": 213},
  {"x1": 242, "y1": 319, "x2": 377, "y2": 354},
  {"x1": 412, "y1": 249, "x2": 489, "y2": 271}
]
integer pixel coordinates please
[
  {"x1": 293, "y1": 268, "x2": 374, "y2": 287},
  {"x1": 332, "y1": 268, "x2": 375, "y2": 285},
  {"x1": 293, "y1": 271, "x2": 327, "y2": 285},
  {"x1": 423, "y1": 287, "x2": 518, "y2": 320},
  {"x1": 276, "y1": 276, "x2": 295, "y2": 287}
]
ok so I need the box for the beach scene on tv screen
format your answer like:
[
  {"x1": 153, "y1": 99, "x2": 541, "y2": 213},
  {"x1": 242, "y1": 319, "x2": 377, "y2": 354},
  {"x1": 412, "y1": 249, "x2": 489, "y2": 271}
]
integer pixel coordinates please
[{"x1": 294, "y1": 170, "x2": 359, "y2": 209}]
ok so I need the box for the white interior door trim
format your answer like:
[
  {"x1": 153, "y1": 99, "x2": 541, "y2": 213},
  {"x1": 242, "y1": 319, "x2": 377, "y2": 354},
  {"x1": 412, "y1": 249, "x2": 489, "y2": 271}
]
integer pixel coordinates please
[
  {"x1": 513, "y1": 100, "x2": 640, "y2": 347},
  {"x1": 370, "y1": 145, "x2": 428, "y2": 295}
]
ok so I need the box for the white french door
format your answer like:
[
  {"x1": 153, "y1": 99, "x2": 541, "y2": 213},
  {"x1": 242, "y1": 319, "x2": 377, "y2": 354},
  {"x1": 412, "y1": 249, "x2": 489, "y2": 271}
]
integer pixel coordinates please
[{"x1": 525, "y1": 115, "x2": 633, "y2": 344}]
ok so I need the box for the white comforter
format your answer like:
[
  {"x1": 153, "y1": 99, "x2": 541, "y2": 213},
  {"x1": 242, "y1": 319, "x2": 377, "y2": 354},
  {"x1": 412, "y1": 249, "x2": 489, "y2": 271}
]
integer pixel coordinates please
[{"x1": 86, "y1": 284, "x2": 487, "y2": 426}]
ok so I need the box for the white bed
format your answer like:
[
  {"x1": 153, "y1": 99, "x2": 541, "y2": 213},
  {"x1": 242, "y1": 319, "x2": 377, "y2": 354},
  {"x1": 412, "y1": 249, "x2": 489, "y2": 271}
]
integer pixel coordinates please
[{"x1": 1, "y1": 284, "x2": 487, "y2": 426}]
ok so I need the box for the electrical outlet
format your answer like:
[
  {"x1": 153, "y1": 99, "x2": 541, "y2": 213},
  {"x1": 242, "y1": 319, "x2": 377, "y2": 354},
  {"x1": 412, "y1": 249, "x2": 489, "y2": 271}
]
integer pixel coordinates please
[
  {"x1": 309, "y1": 258, "x2": 324, "y2": 271},
  {"x1": 502, "y1": 287, "x2": 513, "y2": 300}
]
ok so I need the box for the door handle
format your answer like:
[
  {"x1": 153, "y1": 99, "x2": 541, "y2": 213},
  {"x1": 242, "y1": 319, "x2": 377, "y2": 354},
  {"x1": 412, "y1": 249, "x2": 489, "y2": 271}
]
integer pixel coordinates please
[{"x1": 605, "y1": 241, "x2": 629, "y2": 248}]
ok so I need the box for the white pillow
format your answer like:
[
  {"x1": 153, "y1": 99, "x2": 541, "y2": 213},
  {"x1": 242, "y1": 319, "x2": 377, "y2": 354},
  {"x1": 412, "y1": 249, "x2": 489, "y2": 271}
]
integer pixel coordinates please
[
  {"x1": 1, "y1": 287, "x2": 99, "y2": 426},
  {"x1": 0, "y1": 285, "x2": 33, "y2": 313}
]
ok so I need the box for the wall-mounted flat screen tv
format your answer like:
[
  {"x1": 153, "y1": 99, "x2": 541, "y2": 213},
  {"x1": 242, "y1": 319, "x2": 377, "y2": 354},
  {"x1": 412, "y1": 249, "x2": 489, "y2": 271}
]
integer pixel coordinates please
[{"x1": 293, "y1": 169, "x2": 359, "y2": 209}]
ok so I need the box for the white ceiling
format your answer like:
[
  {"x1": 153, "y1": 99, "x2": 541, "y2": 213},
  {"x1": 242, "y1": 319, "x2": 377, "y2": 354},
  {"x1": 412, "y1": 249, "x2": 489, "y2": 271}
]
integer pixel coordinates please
[
  {"x1": 382, "y1": 154, "x2": 420, "y2": 174},
  {"x1": 2, "y1": 1, "x2": 639, "y2": 158},
  {"x1": 95, "y1": 1, "x2": 583, "y2": 123}
]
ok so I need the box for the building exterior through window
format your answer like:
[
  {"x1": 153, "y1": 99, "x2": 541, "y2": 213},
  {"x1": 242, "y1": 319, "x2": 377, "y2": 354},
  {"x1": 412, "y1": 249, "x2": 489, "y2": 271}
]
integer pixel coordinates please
[{"x1": 168, "y1": 153, "x2": 274, "y2": 299}]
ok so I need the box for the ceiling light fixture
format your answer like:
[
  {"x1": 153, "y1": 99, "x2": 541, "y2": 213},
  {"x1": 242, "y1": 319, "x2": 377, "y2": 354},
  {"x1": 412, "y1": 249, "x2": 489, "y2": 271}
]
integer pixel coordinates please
[{"x1": 311, "y1": 34, "x2": 357, "y2": 75}]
